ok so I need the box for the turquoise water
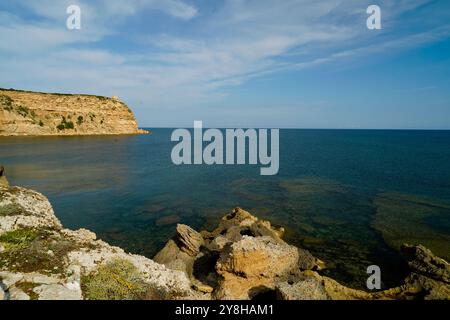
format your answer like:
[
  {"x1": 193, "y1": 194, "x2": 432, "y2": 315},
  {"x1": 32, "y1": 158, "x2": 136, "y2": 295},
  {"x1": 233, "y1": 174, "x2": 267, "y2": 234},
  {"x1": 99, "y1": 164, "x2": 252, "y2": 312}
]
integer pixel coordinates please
[{"x1": 1, "y1": 129, "x2": 450, "y2": 289}]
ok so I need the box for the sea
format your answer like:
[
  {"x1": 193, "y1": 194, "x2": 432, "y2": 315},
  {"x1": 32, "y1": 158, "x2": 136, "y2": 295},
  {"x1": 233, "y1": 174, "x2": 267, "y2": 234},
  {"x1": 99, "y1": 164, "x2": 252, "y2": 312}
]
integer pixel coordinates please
[{"x1": 1, "y1": 129, "x2": 449, "y2": 289}]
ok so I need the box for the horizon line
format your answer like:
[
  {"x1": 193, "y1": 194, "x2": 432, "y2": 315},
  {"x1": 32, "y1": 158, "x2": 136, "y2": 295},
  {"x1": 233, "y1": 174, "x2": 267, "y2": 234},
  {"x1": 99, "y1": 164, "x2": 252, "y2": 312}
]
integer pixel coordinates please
[{"x1": 141, "y1": 126, "x2": 450, "y2": 131}]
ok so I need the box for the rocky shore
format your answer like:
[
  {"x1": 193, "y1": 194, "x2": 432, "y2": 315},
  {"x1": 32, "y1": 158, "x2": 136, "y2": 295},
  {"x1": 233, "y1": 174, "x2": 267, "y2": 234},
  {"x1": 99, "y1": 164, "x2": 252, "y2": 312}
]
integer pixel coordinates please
[{"x1": 0, "y1": 169, "x2": 449, "y2": 300}]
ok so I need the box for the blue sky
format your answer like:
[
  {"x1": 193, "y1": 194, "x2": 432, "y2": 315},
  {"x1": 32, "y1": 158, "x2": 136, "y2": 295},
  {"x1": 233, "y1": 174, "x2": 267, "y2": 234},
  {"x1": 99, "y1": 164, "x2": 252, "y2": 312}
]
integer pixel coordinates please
[{"x1": 1, "y1": 0, "x2": 449, "y2": 129}]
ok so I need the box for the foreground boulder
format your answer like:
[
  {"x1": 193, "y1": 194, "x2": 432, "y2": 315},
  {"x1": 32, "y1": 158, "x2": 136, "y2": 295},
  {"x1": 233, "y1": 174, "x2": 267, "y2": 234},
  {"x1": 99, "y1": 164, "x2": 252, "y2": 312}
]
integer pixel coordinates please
[
  {"x1": 155, "y1": 208, "x2": 450, "y2": 300},
  {"x1": 215, "y1": 235, "x2": 299, "y2": 299}
]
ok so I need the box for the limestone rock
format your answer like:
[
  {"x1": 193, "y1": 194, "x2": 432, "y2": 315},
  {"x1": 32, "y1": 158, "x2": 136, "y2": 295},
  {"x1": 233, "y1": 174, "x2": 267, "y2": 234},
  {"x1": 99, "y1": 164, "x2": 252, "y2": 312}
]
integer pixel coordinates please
[
  {"x1": 153, "y1": 239, "x2": 194, "y2": 275},
  {"x1": 176, "y1": 224, "x2": 204, "y2": 257},
  {"x1": 34, "y1": 284, "x2": 82, "y2": 300},
  {"x1": 277, "y1": 278, "x2": 330, "y2": 300},
  {"x1": 401, "y1": 244, "x2": 450, "y2": 283},
  {"x1": 23, "y1": 273, "x2": 60, "y2": 285},
  {"x1": 68, "y1": 246, "x2": 194, "y2": 298},
  {"x1": 217, "y1": 236, "x2": 298, "y2": 278},
  {"x1": 0, "y1": 185, "x2": 195, "y2": 300},
  {"x1": 62, "y1": 228, "x2": 97, "y2": 244},
  {"x1": 0, "y1": 272, "x2": 24, "y2": 289},
  {"x1": 202, "y1": 207, "x2": 287, "y2": 253},
  {"x1": 8, "y1": 287, "x2": 30, "y2": 300},
  {"x1": 0, "y1": 187, "x2": 62, "y2": 233},
  {"x1": 153, "y1": 224, "x2": 205, "y2": 284},
  {"x1": 298, "y1": 248, "x2": 325, "y2": 271},
  {"x1": 0, "y1": 88, "x2": 149, "y2": 136},
  {"x1": 215, "y1": 236, "x2": 299, "y2": 299},
  {"x1": 0, "y1": 166, "x2": 9, "y2": 188}
]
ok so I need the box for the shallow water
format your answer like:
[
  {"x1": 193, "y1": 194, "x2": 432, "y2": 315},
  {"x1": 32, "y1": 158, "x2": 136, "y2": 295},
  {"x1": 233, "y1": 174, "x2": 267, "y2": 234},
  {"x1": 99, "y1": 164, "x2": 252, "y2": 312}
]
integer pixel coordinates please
[{"x1": 1, "y1": 129, "x2": 450, "y2": 289}]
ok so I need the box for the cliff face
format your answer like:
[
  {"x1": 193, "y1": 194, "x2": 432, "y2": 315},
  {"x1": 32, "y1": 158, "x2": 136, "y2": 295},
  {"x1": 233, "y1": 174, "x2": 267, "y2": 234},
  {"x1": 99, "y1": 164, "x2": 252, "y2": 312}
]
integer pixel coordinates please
[{"x1": 0, "y1": 89, "x2": 148, "y2": 136}]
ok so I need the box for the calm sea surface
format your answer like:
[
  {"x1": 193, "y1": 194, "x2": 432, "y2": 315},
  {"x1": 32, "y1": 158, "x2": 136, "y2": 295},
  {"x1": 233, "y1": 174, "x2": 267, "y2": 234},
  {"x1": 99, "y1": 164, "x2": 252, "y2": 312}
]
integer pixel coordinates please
[{"x1": 1, "y1": 129, "x2": 450, "y2": 289}]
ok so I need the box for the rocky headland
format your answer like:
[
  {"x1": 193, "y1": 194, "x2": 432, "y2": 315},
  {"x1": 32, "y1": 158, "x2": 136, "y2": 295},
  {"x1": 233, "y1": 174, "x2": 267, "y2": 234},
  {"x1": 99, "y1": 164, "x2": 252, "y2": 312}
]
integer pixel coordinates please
[
  {"x1": 0, "y1": 88, "x2": 149, "y2": 136},
  {"x1": 0, "y1": 168, "x2": 449, "y2": 300}
]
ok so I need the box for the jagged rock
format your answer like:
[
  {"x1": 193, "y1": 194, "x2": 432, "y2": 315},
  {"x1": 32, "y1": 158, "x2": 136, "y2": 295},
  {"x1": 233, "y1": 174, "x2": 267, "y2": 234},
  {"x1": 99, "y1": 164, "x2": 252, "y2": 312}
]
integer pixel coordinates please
[
  {"x1": 0, "y1": 272, "x2": 24, "y2": 289},
  {"x1": 26, "y1": 273, "x2": 60, "y2": 285},
  {"x1": 401, "y1": 273, "x2": 450, "y2": 300},
  {"x1": 298, "y1": 248, "x2": 325, "y2": 271},
  {"x1": 401, "y1": 244, "x2": 450, "y2": 283},
  {"x1": 153, "y1": 239, "x2": 194, "y2": 276},
  {"x1": 0, "y1": 187, "x2": 62, "y2": 233},
  {"x1": 215, "y1": 236, "x2": 299, "y2": 299},
  {"x1": 33, "y1": 284, "x2": 82, "y2": 300},
  {"x1": 8, "y1": 287, "x2": 30, "y2": 300},
  {"x1": 209, "y1": 235, "x2": 230, "y2": 251},
  {"x1": 277, "y1": 277, "x2": 330, "y2": 300},
  {"x1": 217, "y1": 236, "x2": 298, "y2": 278},
  {"x1": 202, "y1": 208, "x2": 287, "y2": 254},
  {"x1": 277, "y1": 266, "x2": 450, "y2": 301},
  {"x1": 176, "y1": 224, "x2": 204, "y2": 257},
  {"x1": 0, "y1": 166, "x2": 9, "y2": 188},
  {"x1": 62, "y1": 228, "x2": 97, "y2": 244},
  {"x1": 153, "y1": 224, "x2": 205, "y2": 286},
  {"x1": 202, "y1": 208, "x2": 271, "y2": 240}
]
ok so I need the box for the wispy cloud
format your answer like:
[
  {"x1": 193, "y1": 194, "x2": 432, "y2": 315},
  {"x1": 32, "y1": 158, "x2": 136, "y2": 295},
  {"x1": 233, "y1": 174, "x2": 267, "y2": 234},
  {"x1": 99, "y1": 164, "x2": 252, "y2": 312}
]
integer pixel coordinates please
[{"x1": 0, "y1": 0, "x2": 449, "y2": 124}]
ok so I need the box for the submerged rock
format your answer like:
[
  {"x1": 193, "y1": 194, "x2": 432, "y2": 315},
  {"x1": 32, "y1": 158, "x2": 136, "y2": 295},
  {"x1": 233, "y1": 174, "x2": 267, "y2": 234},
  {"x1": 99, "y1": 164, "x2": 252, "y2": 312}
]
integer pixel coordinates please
[
  {"x1": 155, "y1": 208, "x2": 450, "y2": 300},
  {"x1": 373, "y1": 193, "x2": 450, "y2": 261}
]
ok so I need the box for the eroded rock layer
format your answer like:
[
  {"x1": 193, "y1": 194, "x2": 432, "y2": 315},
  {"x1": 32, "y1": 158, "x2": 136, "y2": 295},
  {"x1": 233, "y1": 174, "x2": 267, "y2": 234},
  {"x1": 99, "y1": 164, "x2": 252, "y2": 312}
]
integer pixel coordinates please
[{"x1": 0, "y1": 88, "x2": 148, "y2": 136}]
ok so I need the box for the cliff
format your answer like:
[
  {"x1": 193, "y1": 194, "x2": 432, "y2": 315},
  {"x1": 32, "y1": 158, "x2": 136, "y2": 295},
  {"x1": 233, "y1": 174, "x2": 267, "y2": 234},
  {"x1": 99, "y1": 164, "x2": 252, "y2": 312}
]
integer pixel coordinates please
[
  {"x1": 0, "y1": 88, "x2": 149, "y2": 136},
  {"x1": 0, "y1": 170, "x2": 449, "y2": 300}
]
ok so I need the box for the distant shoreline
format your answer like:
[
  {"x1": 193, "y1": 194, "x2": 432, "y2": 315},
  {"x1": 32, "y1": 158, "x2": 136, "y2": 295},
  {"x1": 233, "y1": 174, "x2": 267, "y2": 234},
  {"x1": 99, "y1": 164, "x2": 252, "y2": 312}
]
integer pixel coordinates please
[{"x1": 0, "y1": 88, "x2": 149, "y2": 137}]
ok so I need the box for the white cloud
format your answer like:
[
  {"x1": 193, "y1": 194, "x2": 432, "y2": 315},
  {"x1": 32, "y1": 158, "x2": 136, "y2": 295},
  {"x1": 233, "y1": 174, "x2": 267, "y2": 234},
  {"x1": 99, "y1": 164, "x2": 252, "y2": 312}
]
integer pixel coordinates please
[
  {"x1": 19, "y1": 0, "x2": 197, "y2": 21},
  {"x1": 0, "y1": 0, "x2": 448, "y2": 120}
]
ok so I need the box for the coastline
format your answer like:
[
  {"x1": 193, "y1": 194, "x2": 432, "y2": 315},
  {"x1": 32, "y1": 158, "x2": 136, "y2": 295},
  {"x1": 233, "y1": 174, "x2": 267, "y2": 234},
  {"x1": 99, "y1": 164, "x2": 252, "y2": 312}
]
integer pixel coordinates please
[
  {"x1": 0, "y1": 88, "x2": 149, "y2": 137},
  {"x1": 1, "y1": 177, "x2": 449, "y2": 300},
  {"x1": 0, "y1": 129, "x2": 151, "y2": 137}
]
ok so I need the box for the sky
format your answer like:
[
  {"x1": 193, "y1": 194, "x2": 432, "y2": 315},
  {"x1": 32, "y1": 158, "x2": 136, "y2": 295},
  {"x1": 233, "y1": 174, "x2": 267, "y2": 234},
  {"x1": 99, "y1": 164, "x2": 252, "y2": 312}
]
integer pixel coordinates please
[{"x1": 0, "y1": 0, "x2": 450, "y2": 129}]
